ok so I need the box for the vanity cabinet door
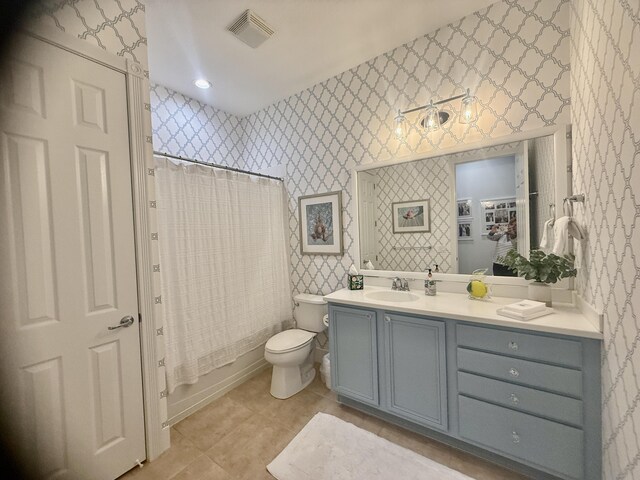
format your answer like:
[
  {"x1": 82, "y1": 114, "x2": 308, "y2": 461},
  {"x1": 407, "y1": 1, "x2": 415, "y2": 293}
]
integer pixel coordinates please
[
  {"x1": 383, "y1": 313, "x2": 448, "y2": 430},
  {"x1": 329, "y1": 305, "x2": 379, "y2": 406}
]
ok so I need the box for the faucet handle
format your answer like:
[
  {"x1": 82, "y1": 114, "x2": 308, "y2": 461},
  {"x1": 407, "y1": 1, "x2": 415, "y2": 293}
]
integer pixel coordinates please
[
  {"x1": 401, "y1": 278, "x2": 409, "y2": 291},
  {"x1": 391, "y1": 277, "x2": 401, "y2": 290}
]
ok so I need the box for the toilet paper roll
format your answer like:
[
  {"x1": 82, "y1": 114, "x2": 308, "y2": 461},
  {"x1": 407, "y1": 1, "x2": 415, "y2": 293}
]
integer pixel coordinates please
[{"x1": 323, "y1": 314, "x2": 329, "y2": 327}]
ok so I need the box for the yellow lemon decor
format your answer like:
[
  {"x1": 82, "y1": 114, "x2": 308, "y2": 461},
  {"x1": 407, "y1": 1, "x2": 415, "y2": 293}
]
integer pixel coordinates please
[{"x1": 467, "y1": 269, "x2": 490, "y2": 300}]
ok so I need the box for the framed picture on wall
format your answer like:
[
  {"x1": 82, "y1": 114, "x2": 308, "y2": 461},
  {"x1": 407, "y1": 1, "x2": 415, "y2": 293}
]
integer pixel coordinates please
[
  {"x1": 298, "y1": 190, "x2": 343, "y2": 255},
  {"x1": 458, "y1": 220, "x2": 473, "y2": 240},
  {"x1": 457, "y1": 198, "x2": 472, "y2": 219},
  {"x1": 391, "y1": 199, "x2": 431, "y2": 234},
  {"x1": 480, "y1": 197, "x2": 516, "y2": 235}
]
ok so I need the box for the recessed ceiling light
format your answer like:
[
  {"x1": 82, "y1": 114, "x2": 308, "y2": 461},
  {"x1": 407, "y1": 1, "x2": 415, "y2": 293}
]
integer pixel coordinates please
[{"x1": 194, "y1": 79, "x2": 212, "y2": 89}]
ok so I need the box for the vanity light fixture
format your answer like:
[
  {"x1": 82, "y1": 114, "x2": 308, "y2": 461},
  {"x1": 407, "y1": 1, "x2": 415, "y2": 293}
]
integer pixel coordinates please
[
  {"x1": 421, "y1": 100, "x2": 441, "y2": 132},
  {"x1": 393, "y1": 88, "x2": 479, "y2": 139},
  {"x1": 393, "y1": 110, "x2": 408, "y2": 139},
  {"x1": 194, "y1": 78, "x2": 212, "y2": 89},
  {"x1": 459, "y1": 88, "x2": 478, "y2": 124}
]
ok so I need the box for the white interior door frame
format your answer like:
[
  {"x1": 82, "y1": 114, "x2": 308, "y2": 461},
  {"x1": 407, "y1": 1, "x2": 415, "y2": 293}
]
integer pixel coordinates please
[{"x1": 22, "y1": 24, "x2": 168, "y2": 460}]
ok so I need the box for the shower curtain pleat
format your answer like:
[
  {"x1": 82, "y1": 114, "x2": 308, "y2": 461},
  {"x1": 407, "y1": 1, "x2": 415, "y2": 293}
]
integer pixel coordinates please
[{"x1": 154, "y1": 157, "x2": 292, "y2": 393}]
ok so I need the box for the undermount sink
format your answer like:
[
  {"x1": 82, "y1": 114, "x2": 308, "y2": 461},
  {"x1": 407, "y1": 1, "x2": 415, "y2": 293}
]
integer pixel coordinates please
[{"x1": 365, "y1": 290, "x2": 420, "y2": 303}]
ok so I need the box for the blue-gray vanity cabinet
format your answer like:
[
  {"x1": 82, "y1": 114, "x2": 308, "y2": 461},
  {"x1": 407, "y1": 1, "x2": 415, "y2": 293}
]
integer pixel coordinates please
[
  {"x1": 382, "y1": 313, "x2": 447, "y2": 430},
  {"x1": 328, "y1": 301, "x2": 601, "y2": 480},
  {"x1": 328, "y1": 305, "x2": 379, "y2": 406}
]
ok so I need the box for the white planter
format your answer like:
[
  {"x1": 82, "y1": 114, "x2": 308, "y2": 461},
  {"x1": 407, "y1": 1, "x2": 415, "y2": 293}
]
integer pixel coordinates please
[{"x1": 528, "y1": 282, "x2": 552, "y2": 307}]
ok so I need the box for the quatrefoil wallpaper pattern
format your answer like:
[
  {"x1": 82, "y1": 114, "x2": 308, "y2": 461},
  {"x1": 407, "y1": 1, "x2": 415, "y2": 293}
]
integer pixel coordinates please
[
  {"x1": 29, "y1": 0, "x2": 148, "y2": 68},
  {"x1": 571, "y1": 0, "x2": 640, "y2": 478}
]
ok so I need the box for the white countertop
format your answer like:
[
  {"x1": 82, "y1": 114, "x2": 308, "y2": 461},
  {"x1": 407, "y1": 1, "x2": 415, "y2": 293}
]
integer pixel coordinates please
[{"x1": 324, "y1": 286, "x2": 603, "y2": 340}]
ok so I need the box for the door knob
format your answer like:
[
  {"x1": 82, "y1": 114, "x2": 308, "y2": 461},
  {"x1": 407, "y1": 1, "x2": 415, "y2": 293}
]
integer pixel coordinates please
[{"x1": 109, "y1": 315, "x2": 135, "y2": 330}]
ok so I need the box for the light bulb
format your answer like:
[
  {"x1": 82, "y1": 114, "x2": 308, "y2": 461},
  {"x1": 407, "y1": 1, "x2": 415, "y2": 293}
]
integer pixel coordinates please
[
  {"x1": 393, "y1": 110, "x2": 408, "y2": 139},
  {"x1": 421, "y1": 101, "x2": 441, "y2": 133},
  {"x1": 459, "y1": 88, "x2": 478, "y2": 124}
]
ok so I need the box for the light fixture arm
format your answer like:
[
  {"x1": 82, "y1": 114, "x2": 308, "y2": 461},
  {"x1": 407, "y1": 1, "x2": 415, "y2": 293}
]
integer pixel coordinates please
[{"x1": 399, "y1": 92, "x2": 467, "y2": 115}]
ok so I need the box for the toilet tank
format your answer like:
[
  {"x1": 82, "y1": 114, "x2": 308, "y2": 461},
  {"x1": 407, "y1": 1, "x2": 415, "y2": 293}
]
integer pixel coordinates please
[{"x1": 294, "y1": 293, "x2": 328, "y2": 332}]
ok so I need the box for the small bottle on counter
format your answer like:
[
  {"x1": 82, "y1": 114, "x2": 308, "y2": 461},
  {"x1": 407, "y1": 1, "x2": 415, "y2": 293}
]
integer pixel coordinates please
[
  {"x1": 434, "y1": 264, "x2": 440, "y2": 273},
  {"x1": 425, "y1": 268, "x2": 437, "y2": 296}
]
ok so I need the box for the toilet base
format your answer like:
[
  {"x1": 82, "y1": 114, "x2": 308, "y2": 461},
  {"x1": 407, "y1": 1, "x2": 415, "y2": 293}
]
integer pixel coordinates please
[{"x1": 270, "y1": 360, "x2": 316, "y2": 399}]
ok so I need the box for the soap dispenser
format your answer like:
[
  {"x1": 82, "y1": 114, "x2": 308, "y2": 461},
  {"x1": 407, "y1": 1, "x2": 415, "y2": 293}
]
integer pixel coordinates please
[{"x1": 425, "y1": 268, "x2": 437, "y2": 296}]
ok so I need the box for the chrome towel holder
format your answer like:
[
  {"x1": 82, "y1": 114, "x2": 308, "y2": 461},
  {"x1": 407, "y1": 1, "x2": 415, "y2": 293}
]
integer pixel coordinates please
[{"x1": 563, "y1": 193, "x2": 585, "y2": 216}]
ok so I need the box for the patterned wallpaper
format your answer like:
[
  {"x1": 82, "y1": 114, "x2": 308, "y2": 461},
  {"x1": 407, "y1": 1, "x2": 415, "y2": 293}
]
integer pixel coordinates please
[
  {"x1": 150, "y1": 83, "x2": 244, "y2": 168},
  {"x1": 372, "y1": 157, "x2": 452, "y2": 272},
  {"x1": 570, "y1": 0, "x2": 640, "y2": 478},
  {"x1": 241, "y1": 0, "x2": 571, "y2": 297},
  {"x1": 29, "y1": 0, "x2": 148, "y2": 68}
]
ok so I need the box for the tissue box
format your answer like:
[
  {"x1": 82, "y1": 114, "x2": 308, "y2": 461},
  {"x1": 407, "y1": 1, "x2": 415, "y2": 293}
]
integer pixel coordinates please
[{"x1": 348, "y1": 274, "x2": 364, "y2": 290}]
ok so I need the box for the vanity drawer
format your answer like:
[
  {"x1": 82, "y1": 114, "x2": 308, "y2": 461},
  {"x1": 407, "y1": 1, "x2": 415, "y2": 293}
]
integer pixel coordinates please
[
  {"x1": 459, "y1": 395, "x2": 583, "y2": 479},
  {"x1": 457, "y1": 324, "x2": 582, "y2": 368},
  {"x1": 457, "y1": 348, "x2": 582, "y2": 398},
  {"x1": 458, "y1": 371, "x2": 583, "y2": 426}
]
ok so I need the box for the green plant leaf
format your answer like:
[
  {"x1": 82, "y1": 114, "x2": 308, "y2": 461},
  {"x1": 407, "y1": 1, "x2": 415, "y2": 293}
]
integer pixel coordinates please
[{"x1": 498, "y1": 249, "x2": 576, "y2": 284}]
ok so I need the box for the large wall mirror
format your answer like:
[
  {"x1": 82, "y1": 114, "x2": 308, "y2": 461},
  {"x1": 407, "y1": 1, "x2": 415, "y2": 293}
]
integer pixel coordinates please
[{"x1": 354, "y1": 126, "x2": 570, "y2": 279}]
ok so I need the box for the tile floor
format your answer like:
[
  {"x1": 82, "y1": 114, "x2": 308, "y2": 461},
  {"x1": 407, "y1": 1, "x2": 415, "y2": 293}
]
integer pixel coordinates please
[{"x1": 119, "y1": 366, "x2": 528, "y2": 480}]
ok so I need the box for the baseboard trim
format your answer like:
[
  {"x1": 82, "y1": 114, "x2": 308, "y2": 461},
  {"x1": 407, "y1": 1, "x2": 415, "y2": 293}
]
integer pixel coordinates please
[{"x1": 167, "y1": 358, "x2": 270, "y2": 425}]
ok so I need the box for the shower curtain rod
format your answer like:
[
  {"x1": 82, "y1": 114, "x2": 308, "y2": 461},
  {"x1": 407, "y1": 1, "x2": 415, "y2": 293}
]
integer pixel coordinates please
[{"x1": 153, "y1": 150, "x2": 284, "y2": 182}]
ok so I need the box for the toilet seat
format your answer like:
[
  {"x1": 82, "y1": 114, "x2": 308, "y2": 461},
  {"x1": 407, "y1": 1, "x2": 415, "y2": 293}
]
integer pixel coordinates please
[{"x1": 265, "y1": 329, "x2": 315, "y2": 354}]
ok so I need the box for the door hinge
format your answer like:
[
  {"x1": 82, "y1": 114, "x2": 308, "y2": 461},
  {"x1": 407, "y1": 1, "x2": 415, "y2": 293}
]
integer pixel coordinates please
[
  {"x1": 138, "y1": 313, "x2": 142, "y2": 323},
  {"x1": 375, "y1": 220, "x2": 377, "y2": 227}
]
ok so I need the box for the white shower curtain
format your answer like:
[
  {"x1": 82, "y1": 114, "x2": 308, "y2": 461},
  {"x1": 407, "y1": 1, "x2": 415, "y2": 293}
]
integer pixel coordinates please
[{"x1": 154, "y1": 157, "x2": 292, "y2": 392}]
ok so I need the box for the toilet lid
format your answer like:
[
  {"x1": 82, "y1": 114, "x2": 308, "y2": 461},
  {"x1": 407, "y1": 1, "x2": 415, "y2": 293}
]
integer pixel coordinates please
[{"x1": 265, "y1": 329, "x2": 316, "y2": 354}]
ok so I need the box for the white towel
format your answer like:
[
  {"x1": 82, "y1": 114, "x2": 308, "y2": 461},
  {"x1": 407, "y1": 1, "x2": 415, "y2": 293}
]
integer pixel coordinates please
[
  {"x1": 552, "y1": 216, "x2": 571, "y2": 255},
  {"x1": 552, "y1": 216, "x2": 586, "y2": 255},
  {"x1": 539, "y1": 219, "x2": 554, "y2": 252},
  {"x1": 568, "y1": 218, "x2": 587, "y2": 241}
]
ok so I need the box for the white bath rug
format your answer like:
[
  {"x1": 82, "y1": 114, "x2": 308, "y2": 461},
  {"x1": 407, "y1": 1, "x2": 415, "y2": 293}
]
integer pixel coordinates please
[{"x1": 267, "y1": 412, "x2": 474, "y2": 480}]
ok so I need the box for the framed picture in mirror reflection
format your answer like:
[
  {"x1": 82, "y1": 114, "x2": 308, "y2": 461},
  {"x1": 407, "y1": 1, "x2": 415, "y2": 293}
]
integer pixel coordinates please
[
  {"x1": 391, "y1": 199, "x2": 431, "y2": 234},
  {"x1": 481, "y1": 197, "x2": 516, "y2": 235},
  {"x1": 457, "y1": 198, "x2": 472, "y2": 219},
  {"x1": 458, "y1": 220, "x2": 473, "y2": 240}
]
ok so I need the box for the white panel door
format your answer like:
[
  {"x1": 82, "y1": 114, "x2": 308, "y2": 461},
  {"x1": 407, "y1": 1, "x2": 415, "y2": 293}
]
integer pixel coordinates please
[
  {"x1": 515, "y1": 141, "x2": 531, "y2": 257},
  {"x1": 0, "y1": 34, "x2": 145, "y2": 479},
  {"x1": 357, "y1": 171, "x2": 378, "y2": 269}
]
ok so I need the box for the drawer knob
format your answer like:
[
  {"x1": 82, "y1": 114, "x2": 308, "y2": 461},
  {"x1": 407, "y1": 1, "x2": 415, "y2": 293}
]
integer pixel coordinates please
[
  {"x1": 509, "y1": 368, "x2": 520, "y2": 378},
  {"x1": 508, "y1": 341, "x2": 519, "y2": 350},
  {"x1": 512, "y1": 431, "x2": 520, "y2": 444},
  {"x1": 509, "y1": 393, "x2": 520, "y2": 404},
  {"x1": 384, "y1": 316, "x2": 391, "y2": 323}
]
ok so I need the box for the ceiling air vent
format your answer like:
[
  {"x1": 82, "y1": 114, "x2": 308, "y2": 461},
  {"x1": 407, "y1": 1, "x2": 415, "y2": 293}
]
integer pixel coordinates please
[{"x1": 228, "y1": 10, "x2": 274, "y2": 48}]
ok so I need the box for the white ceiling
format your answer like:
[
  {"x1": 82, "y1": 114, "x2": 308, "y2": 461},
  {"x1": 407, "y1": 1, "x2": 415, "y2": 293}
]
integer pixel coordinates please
[{"x1": 146, "y1": 0, "x2": 496, "y2": 117}]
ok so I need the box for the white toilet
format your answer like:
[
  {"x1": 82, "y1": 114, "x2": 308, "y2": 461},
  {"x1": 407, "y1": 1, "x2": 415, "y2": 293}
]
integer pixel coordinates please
[{"x1": 264, "y1": 293, "x2": 328, "y2": 399}]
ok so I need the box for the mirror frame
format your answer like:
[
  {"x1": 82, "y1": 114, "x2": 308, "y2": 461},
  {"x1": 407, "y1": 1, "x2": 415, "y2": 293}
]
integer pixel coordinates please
[{"x1": 351, "y1": 124, "x2": 571, "y2": 285}]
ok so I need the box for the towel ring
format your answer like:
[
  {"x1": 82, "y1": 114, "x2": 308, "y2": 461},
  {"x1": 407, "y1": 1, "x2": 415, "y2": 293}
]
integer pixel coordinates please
[{"x1": 563, "y1": 193, "x2": 585, "y2": 216}]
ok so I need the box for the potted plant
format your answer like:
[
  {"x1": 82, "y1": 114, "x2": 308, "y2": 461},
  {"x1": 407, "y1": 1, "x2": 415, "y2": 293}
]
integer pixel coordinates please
[{"x1": 499, "y1": 250, "x2": 577, "y2": 306}]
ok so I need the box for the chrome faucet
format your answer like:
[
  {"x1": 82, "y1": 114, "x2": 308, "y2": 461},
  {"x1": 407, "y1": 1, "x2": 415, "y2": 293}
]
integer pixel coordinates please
[{"x1": 391, "y1": 277, "x2": 410, "y2": 291}]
